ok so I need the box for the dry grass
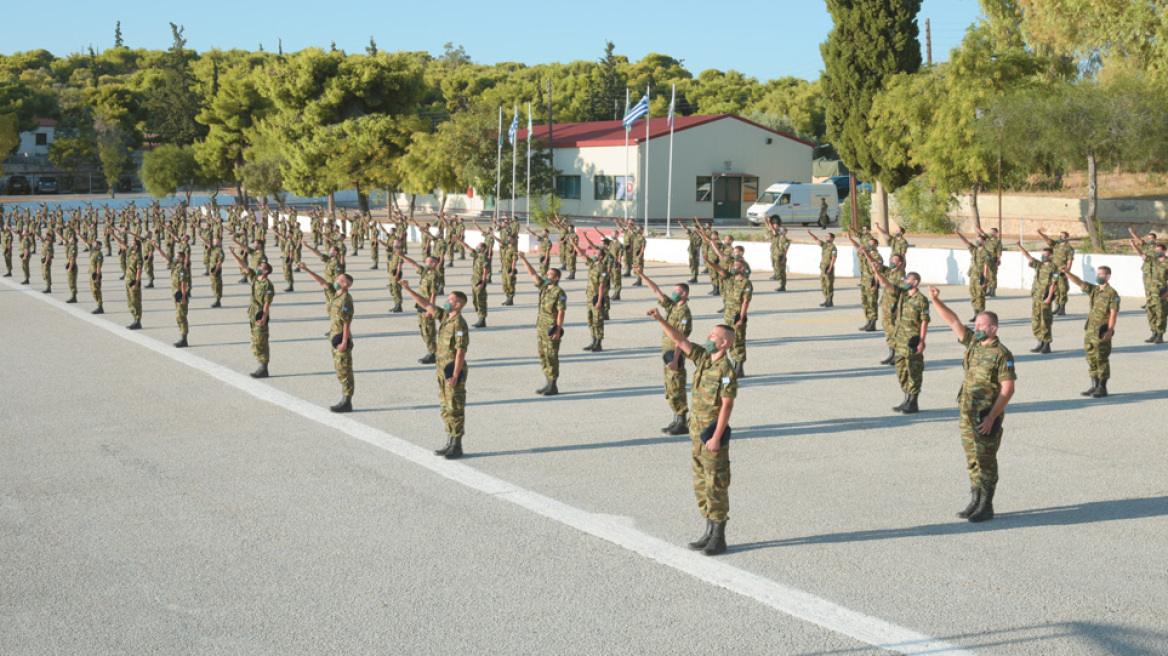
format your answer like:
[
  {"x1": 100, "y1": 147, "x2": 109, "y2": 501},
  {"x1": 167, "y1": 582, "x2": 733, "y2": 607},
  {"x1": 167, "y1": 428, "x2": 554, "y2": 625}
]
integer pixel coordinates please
[{"x1": 1015, "y1": 170, "x2": 1168, "y2": 200}]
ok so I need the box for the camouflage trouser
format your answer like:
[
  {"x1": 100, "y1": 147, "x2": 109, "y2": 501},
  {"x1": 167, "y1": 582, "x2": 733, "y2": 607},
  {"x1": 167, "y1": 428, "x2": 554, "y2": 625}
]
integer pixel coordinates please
[
  {"x1": 175, "y1": 300, "x2": 188, "y2": 335},
  {"x1": 67, "y1": 267, "x2": 77, "y2": 296},
  {"x1": 860, "y1": 279, "x2": 879, "y2": 321},
  {"x1": 471, "y1": 284, "x2": 487, "y2": 318},
  {"x1": 1144, "y1": 283, "x2": 1165, "y2": 332},
  {"x1": 90, "y1": 274, "x2": 102, "y2": 306},
  {"x1": 609, "y1": 263, "x2": 622, "y2": 293},
  {"x1": 3, "y1": 249, "x2": 10, "y2": 274},
  {"x1": 820, "y1": 269, "x2": 834, "y2": 299},
  {"x1": 537, "y1": 327, "x2": 560, "y2": 379},
  {"x1": 588, "y1": 301, "x2": 606, "y2": 340},
  {"x1": 623, "y1": 249, "x2": 634, "y2": 275},
  {"x1": 211, "y1": 273, "x2": 222, "y2": 300},
  {"x1": 895, "y1": 346, "x2": 924, "y2": 394},
  {"x1": 370, "y1": 241, "x2": 379, "y2": 266},
  {"x1": 1159, "y1": 297, "x2": 1168, "y2": 333},
  {"x1": 501, "y1": 250, "x2": 516, "y2": 289},
  {"x1": 202, "y1": 248, "x2": 210, "y2": 274},
  {"x1": 960, "y1": 408, "x2": 1003, "y2": 491},
  {"x1": 987, "y1": 261, "x2": 999, "y2": 292},
  {"x1": 250, "y1": 318, "x2": 269, "y2": 364},
  {"x1": 42, "y1": 259, "x2": 51, "y2": 287},
  {"x1": 664, "y1": 359, "x2": 687, "y2": 414},
  {"x1": 689, "y1": 249, "x2": 700, "y2": 278},
  {"x1": 690, "y1": 417, "x2": 730, "y2": 522},
  {"x1": 707, "y1": 265, "x2": 720, "y2": 292},
  {"x1": 775, "y1": 256, "x2": 787, "y2": 287},
  {"x1": 770, "y1": 245, "x2": 782, "y2": 279},
  {"x1": 145, "y1": 258, "x2": 154, "y2": 283},
  {"x1": 418, "y1": 312, "x2": 436, "y2": 354},
  {"x1": 969, "y1": 279, "x2": 986, "y2": 312},
  {"x1": 437, "y1": 368, "x2": 466, "y2": 438},
  {"x1": 1032, "y1": 296, "x2": 1053, "y2": 342},
  {"x1": 333, "y1": 340, "x2": 354, "y2": 396},
  {"x1": 538, "y1": 253, "x2": 550, "y2": 276},
  {"x1": 1054, "y1": 273, "x2": 1069, "y2": 305},
  {"x1": 437, "y1": 267, "x2": 447, "y2": 295},
  {"x1": 283, "y1": 260, "x2": 294, "y2": 286},
  {"x1": 563, "y1": 252, "x2": 576, "y2": 277},
  {"x1": 389, "y1": 278, "x2": 402, "y2": 306},
  {"x1": 1085, "y1": 335, "x2": 1112, "y2": 381},
  {"x1": 22, "y1": 256, "x2": 30, "y2": 281},
  {"x1": 502, "y1": 266, "x2": 515, "y2": 298},
  {"x1": 126, "y1": 283, "x2": 142, "y2": 319},
  {"x1": 881, "y1": 296, "x2": 898, "y2": 347},
  {"x1": 724, "y1": 315, "x2": 747, "y2": 363}
]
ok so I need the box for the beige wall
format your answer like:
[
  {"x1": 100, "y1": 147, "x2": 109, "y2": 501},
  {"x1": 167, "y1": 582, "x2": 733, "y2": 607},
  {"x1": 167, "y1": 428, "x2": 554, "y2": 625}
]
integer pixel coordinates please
[{"x1": 893, "y1": 193, "x2": 1168, "y2": 238}]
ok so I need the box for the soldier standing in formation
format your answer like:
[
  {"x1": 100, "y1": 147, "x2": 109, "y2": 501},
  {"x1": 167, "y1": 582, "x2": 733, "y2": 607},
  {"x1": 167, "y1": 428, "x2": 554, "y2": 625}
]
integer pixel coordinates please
[
  {"x1": 766, "y1": 220, "x2": 790, "y2": 292},
  {"x1": 928, "y1": 289, "x2": 1016, "y2": 523},
  {"x1": 88, "y1": 236, "x2": 104, "y2": 314},
  {"x1": 396, "y1": 250, "x2": 440, "y2": 364},
  {"x1": 230, "y1": 248, "x2": 275, "y2": 378},
  {"x1": 873, "y1": 223, "x2": 909, "y2": 267},
  {"x1": 871, "y1": 258, "x2": 929, "y2": 414},
  {"x1": 976, "y1": 226, "x2": 1004, "y2": 297},
  {"x1": 679, "y1": 219, "x2": 703, "y2": 284},
  {"x1": 63, "y1": 231, "x2": 79, "y2": 303},
  {"x1": 807, "y1": 230, "x2": 837, "y2": 307},
  {"x1": 647, "y1": 310, "x2": 737, "y2": 556},
  {"x1": 574, "y1": 233, "x2": 609, "y2": 352},
  {"x1": 851, "y1": 231, "x2": 881, "y2": 332},
  {"x1": 703, "y1": 249, "x2": 751, "y2": 378},
  {"x1": 299, "y1": 262, "x2": 356, "y2": 412},
  {"x1": 1038, "y1": 228, "x2": 1075, "y2": 315},
  {"x1": 401, "y1": 280, "x2": 470, "y2": 459},
  {"x1": 636, "y1": 265, "x2": 693, "y2": 435},
  {"x1": 518, "y1": 251, "x2": 566, "y2": 396},
  {"x1": 1017, "y1": 243, "x2": 1059, "y2": 354},
  {"x1": 1138, "y1": 244, "x2": 1168, "y2": 343},
  {"x1": 955, "y1": 229, "x2": 989, "y2": 321},
  {"x1": 154, "y1": 240, "x2": 191, "y2": 348},
  {"x1": 1062, "y1": 263, "x2": 1119, "y2": 398}
]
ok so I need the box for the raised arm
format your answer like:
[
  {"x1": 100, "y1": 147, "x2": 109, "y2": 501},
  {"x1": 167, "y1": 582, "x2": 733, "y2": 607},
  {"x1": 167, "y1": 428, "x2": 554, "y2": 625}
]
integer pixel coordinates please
[
  {"x1": 517, "y1": 251, "x2": 541, "y2": 284},
  {"x1": 633, "y1": 265, "x2": 666, "y2": 302},
  {"x1": 806, "y1": 228, "x2": 823, "y2": 245},
  {"x1": 927, "y1": 287, "x2": 967, "y2": 339},
  {"x1": 296, "y1": 261, "x2": 327, "y2": 287},
  {"x1": 1017, "y1": 241, "x2": 1035, "y2": 263},
  {"x1": 1061, "y1": 263, "x2": 1086, "y2": 290},
  {"x1": 647, "y1": 307, "x2": 694, "y2": 355},
  {"x1": 1036, "y1": 228, "x2": 1055, "y2": 246},
  {"x1": 954, "y1": 229, "x2": 972, "y2": 248}
]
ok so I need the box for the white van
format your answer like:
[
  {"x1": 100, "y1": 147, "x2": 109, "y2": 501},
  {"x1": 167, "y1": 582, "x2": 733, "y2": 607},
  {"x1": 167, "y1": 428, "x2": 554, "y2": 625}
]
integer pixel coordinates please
[{"x1": 746, "y1": 182, "x2": 839, "y2": 227}]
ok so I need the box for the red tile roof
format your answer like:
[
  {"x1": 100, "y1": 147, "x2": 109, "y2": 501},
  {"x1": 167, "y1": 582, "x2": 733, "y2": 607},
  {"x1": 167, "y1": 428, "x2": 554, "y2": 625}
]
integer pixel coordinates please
[{"x1": 516, "y1": 114, "x2": 815, "y2": 149}]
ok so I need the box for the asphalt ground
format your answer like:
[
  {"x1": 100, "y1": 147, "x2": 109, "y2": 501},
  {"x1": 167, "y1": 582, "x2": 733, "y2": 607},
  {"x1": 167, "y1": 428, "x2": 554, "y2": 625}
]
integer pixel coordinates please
[{"x1": 2, "y1": 241, "x2": 1167, "y2": 655}]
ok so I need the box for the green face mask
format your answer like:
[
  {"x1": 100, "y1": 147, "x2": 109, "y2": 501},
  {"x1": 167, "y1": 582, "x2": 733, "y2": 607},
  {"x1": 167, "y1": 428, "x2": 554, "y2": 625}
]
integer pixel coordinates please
[
  {"x1": 333, "y1": 281, "x2": 341, "y2": 291},
  {"x1": 670, "y1": 291, "x2": 682, "y2": 302},
  {"x1": 900, "y1": 282, "x2": 913, "y2": 291},
  {"x1": 972, "y1": 329, "x2": 989, "y2": 341},
  {"x1": 442, "y1": 302, "x2": 452, "y2": 312},
  {"x1": 703, "y1": 340, "x2": 718, "y2": 355},
  {"x1": 1097, "y1": 275, "x2": 1109, "y2": 285}
]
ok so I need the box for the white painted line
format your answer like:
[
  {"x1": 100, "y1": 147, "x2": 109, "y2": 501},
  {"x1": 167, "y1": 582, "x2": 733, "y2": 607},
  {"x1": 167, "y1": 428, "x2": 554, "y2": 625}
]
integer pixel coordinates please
[{"x1": 3, "y1": 278, "x2": 973, "y2": 655}]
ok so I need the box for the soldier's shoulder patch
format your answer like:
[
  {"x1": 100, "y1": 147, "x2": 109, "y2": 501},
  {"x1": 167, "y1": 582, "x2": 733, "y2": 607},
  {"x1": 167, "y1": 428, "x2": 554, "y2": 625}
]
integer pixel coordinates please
[
  {"x1": 456, "y1": 331, "x2": 464, "y2": 337},
  {"x1": 1006, "y1": 360, "x2": 1014, "y2": 368},
  {"x1": 721, "y1": 376, "x2": 732, "y2": 384}
]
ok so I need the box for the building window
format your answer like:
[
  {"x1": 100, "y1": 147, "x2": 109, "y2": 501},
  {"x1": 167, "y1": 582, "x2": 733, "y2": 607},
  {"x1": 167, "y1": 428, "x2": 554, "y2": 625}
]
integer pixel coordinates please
[
  {"x1": 555, "y1": 175, "x2": 581, "y2": 200},
  {"x1": 743, "y1": 177, "x2": 759, "y2": 203},
  {"x1": 594, "y1": 175, "x2": 633, "y2": 201},
  {"x1": 696, "y1": 176, "x2": 712, "y2": 202},
  {"x1": 35, "y1": 133, "x2": 48, "y2": 146}
]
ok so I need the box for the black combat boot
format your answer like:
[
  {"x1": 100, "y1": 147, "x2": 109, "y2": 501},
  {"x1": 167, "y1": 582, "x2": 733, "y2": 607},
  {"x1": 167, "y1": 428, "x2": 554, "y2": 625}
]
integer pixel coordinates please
[
  {"x1": 1080, "y1": 378, "x2": 1099, "y2": 396},
  {"x1": 285, "y1": 285, "x2": 294, "y2": 293},
  {"x1": 42, "y1": 287, "x2": 51, "y2": 294},
  {"x1": 661, "y1": 414, "x2": 680, "y2": 434},
  {"x1": 444, "y1": 436, "x2": 463, "y2": 459},
  {"x1": 1057, "y1": 304, "x2": 1066, "y2": 316},
  {"x1": 892, "y1": 393, "x2": 910, "y2": 412},
  {"x1": 900, "y1": 394, "x2": 919, "y2": 414},
  {"x1": 1146, "y1": 331, "x2": 1158, "y2": 343},
  {"x1": 1039, "y1": 342, "x2": 1051, "y2": 354},
  {"x1": 419, "y1": 353, "x2": 436, "y2": 364},
  {"x1": 434, "y1": 435, "x2": 455, "y2": 456},
  {"x1": 603, "y1": 308, "x2": 610, "y2": 320},
  {"x1": 542, "y1": 380, "x2": 558, "y2": 396},
  {"x1": 145, "y1": 281, "x2": 153, "y2": 289},
  {"x1": 687, "y1": 519, "x2": 713, "y2": 550},
  {"x1": 1030, "y1": 340, "x2": 1044, "y2": 353},
  {"x1": 824, "y1": 296, "x2": 833, "y2": 307},
  {"x1": 536, "y1": 378, "x2": 552, "y2": 394},
  {"x1": 1155, "y1": 333, "x2": 1164, "y2": 344},
  {"x1": 703, "y1": 521, "x2": 727, "y2": 556},
  {"x1": 391, "y1": 303, "x2": 402, "y2": 313},
  {"x1": 370, "y1": 263, "x2": 378, "y2": 270},
  {"x1": 583, "y1": 338, "x2": 597, "y2": 352},
  {"x1": 66, "y1": 294, "x2": 77, "y2": 303},
  {"x1": 211, "y1": 299, "x2": 221, "y2": 308},
  {"x1": 329, "y1": 395, "x2": 352, "y2": 413},
  {"x1": 734, "y1": 360, "x2": 745, "y2": 379},
  {"x1": 127, "y1": 319, "x2": 141, "y2": 330},
  {"x1": 717, "y1": 306, "x2": 725, "y2": 314},
  {"x1": 503, "y1": 295, "x2": 514, "y2": 306},
  {"x1": 966, "y1": 488, "x2": 995, "y2": 523},
  {"x1": 591, "y1": 339, "x2": 602, "y2": 353},
  {"x1": 92, "y1": 306, "x2": 104, "y2": 314},
  {"x1": 612, "y1": 290, "x2": 621, "y2": 301},
  {"x1": 633, "y1": 278, "x2": 642, "y2": 286},
  {"x1": 174, "y1": 335, "x2": 188, "y2": 348},
  {"x1": 956, "y1": 487, "x2": 982, "y2": 519},
  {"x1": 472, "y1": 316, "x2": 486, "y2": 328},
  {"x1": 1092, "y1": 379, "x2": 1108, "y2": 398},
  {"x1": 880, "y1": 348, "x2": 895, "y2": 365},
  {"x1": 688, "y1": 275, "x2": 698, "y2": 283},
  {"x1": 250, "y1": 363, "x2": 269, "y2": 379},
  {"x1": 2, "y1": 272, "x2": 9, "y2": 277},
  {"x1": 776, "y1": 283, "x2": 786, "y2": 292},
  {"x1": 668, "y1": 410, "x2": 689, "y2": 436},
  {"x1": 710, "y1": 286, "x2": 719, "y2": 295}
]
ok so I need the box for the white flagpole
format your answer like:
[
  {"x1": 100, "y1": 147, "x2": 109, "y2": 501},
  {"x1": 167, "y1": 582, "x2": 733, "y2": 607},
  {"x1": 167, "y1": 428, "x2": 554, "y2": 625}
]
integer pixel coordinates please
[
  {"x1": 623, "y1": 88, "x2": 629, "y2": 223},
  {"x1": 511, "y1": 105, "x2": 518, "y2": 220},
  {"x1": 526, "y1": 102, "x2": 532, "y2": 228},
  {"x1": 643, "y1": 84, "x2": 650, "y2": 233},
  {"x1": 495, "y1": 106, "x2": 502, "y2": 221},
  {"x1": 666, "y1": 83, "x2": 676, "y2": 238}
]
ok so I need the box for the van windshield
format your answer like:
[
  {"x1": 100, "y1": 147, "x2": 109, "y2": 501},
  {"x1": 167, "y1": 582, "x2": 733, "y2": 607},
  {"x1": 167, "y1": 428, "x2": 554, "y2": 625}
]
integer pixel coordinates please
[{"x1": 758, "y1": 191, "x2": 787, "y2": 205}]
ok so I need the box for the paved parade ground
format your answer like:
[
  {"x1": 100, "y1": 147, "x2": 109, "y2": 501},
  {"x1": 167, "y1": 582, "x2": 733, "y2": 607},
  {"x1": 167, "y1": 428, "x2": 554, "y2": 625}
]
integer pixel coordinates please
[{"x1": 3, "y1": 242, "x2": 1167, "y2": 655}]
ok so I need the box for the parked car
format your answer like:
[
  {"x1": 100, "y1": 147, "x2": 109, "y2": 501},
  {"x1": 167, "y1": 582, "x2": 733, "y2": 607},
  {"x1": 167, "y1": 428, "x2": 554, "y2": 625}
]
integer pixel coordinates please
[
  {"x1": 746, "y1": 182, "x2": 840, "y2": 227},
  {"x1": 6, "y1": 175, "x2": 31, "y2": 194},
  {"x1": 34, "y1": 176, "x2": 58, "y2": 194},
  {"x1": 827, "y1": 175, "x2": 873, "y2": 201}
]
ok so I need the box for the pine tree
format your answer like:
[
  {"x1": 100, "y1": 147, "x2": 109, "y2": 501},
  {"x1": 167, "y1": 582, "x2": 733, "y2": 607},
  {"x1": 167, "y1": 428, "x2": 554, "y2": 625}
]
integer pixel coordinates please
[{"x1": 114, "y1": 21, "x2": 124, "y2": 48}]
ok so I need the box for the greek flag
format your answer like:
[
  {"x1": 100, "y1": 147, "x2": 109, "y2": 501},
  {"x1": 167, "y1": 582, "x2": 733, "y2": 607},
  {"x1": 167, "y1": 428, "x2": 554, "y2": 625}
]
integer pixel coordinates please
[
  {"x1": 507, "y1": 108, "x2": 519, "y2": 144},
  {"x1": 623, "y1": 93, "x2": 649, "y2": 131}
]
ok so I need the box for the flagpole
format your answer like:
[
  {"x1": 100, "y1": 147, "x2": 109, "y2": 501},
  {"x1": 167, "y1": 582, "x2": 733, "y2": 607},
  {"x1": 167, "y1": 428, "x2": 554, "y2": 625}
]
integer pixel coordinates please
[
  {"x1": 511, "y1": 105, "x2": 518, "y2": 220},
  {"x1": 623, "y1": 88, "x2": 630, "y2": 223},
  {"x1": 526, "y1": 102, "x2": 532, "y2": 228},
  {"x1": 666, "y1": 83, "x2": 676, "y2": 238},
  {"x1": 495, "y1": 106, "x2": 502, "y2": 221},
  {"x1": 643, "y1": 84, "x2": 650, "y2": 233}
]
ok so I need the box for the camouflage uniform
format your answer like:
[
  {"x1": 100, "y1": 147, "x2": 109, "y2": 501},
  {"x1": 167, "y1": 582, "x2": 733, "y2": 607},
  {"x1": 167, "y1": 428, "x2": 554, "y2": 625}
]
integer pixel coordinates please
[
  {"x1": 247, "y1": 269, "x2": 275, "y2": 365},
  {"x1": 209, "y1": 246, "x2": 225, "y2": 303},
  {"x1": 859, "y1": 244, "x2": 880, "y2": 321},
  {"x1": 1029, "y1": 259, "x2": 1058, "y2": 343},
  {"x1": 606, "y1": 239, "x2": 623, "y2": 296},
  {"x1": 818, "y1": 239, "x2": 836, "y2": 300},
  {"x1": 466, "y1": 246, "x2": 488, "y2": 320},
  {"x1": 501, "y1": 226, "x2": 518, "y2": 299},
  {"x1": 536, "y1": 234, "x2": 553, "y2": 276},
  {"x1": 956, "y1": 330, "x2": 1017, "y2": 492},
  {"x1": 878, "y1": 264, "x2": 904, "y2": 348},
  {"x1": 984, "y1": 234, "x2": 1003, "y2": 294},
  {"x1": 387, "y1": 250, "x2": 404, "y2": 308},
  {"x1": 1151, "y1": 257, "x2": 1168, "y2": 334},
  {"x1": 434, "y1": 307, "x2": 469, "y2": 438},
  {"x1": 890, "y1": 233, "x2": 908, "y2": 267},
  {"x1": 536, "y1": 279, "x2": 567, "y2": 380},
  {"x1": 702, "y1": 235, "x2": 721, "y2": 293},
  {"x1": 585, "y1": 254, "x2": 610, "y2": 341},
  {"x1": 88, "y1": 245, "x2": 104, "y2": 307},
  {"x1": 125, "y1": 246, "x2": 143, "y2": 321},
  {"x1": 329, "y1": 288, "x2": 356, "y2": 397},
  {"x1": 561, "y1": 230, "x2": 578, "y2": 277},
  {"x1": 171, "y1": 259, "x2": 191, "y2": 337},
  {"x1": 1083, "y1": 281, "x2": 1120, "y2": 382},
  {"x1": 723, "y1": 272, "x2": 752, "y2": 364},
  {"x1": 967, "y1": 244, "x2": 988, "y2": 313},
  {"x1": 1137, "y1": 241, "x2": 1158, "y2": 313},
  {"x1": 65, "y1": 240, "x2": 79, "y2": 297},
  {"x1": 659, "y1": 297, "x2": 693, "y2": 414},
  {"x1": 893, "y1": 291, "x2": 929, "y2": 394},
  {"x1": 2, "y1": 227, "x2": 13, "y2": 276},
  {"x1": 772, "y1": 232, "x2": 790, "y2": 287},
  {"x1": 686, "y1": 229, "x2": 703, "y2": 279},
  {"x1": 40, "y1": 238, "x2": 53, "y2": 289},
  {"x1": 417, "y1": 266, "x2": 439, "y2": 356},
  {"x1": 686, "y1": 349, "x2": 738, "y2": 523},
  {"x1": 1052, "y1": 239, "x2": 1075, "y2": 306}
]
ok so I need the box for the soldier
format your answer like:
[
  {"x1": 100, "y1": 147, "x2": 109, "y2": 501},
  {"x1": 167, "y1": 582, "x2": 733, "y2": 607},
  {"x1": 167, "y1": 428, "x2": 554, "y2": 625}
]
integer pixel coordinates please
[
  {"x1": 848, "y1": 232, "x2": 881, "y2": 331},
  {"x1": 858, "y1": 247, "x2": 904, "y2": 365},
  {"x1": 155, "y1": 240, "x2": 192, "y2": 348},
  {"x1": 300, "y1": 262, "x2": 356, "y2": 412},
  {"x1": 1038, "y1": 228, "x2": 1075, "y2": 315},
  {"x1": 703, "y1": 251, "x2": 751, "y2": 378},
  {"x1": 678, "y1": 219, "x2": 703, "y2": 284},
  {"x1": 977, "y1": 226, "x2": 1004, "y2": 297},
  {"x1": 402, "y1": 280, "x2": 470, "y2": 458},
  {"x1": 558, "y1": 220, "x2": 578, "y2": 280},
  {"x1": 874, "y1": 222, "x2": 909, "y2": 266},
  {"x1": 1128, "y1": 227, "x2": 1159, "y2": 310},
  {"x1": 39, "y1": 229, "x2": 53, "y2": 293},
  {"x1": 2, "y1": 219, "x2": 13, "y2": 277},
  {"x1": 230, "y1": 248, "x2": 275, "y2": 377},
  {"x1": 529, "y1": 227, "x2": 553, "y2": 277},
  {"x1": 206, "y1": 237, "x2": 225, "y2": 308},
  {"x1": 397, "y1": 250, "x2": 440, "y2": 364},
  {"x1": 499, "y1": 217, "x2": 519, "y2": 305},
  {"x1": 766, "y1": 219, "x2": 790, "y2": 291},
  {"x1": 629, "y1": 226, "x2": 647, "y2": 285},
  {"x1": 871, "y1": 262, "x2": 928, "y2": 413},
  {"x1": 817, "y1": 197, "x2": 831, "y2": 229},
  {"x1": 928, "y1": 289, "x2": 1016, "y2": 523},
  {"x1": 605, "y1": 230, "x2": 624, "y2": 301},
  {"x1": 377, "y1": 232, "x2": 405, "y2": 314},
  {"x1": 646, "y1": 311, "x2": 737, "y2": 556},
  {"x1": 954, "y1": 229, "x2": 989, "y2": 321},
  {"x1": 807, "y1": 230, "x2": 837, "y2": 307},
  {"x1": 1062, "y1": 264, "x2": 1119, "y2": 398},
  {"x1": 518, "y1": 252, "x2": 566, "y2": 396},
  {"x1": 111, "y1": 230, "x2": 144, "y2": 330},
  {"x1": 1133, "y1": 242, "x2": 1168, "y2": 344},
  {"x1": 88, "y1": 236, "x2": 105, "y2": 314},
  {"x1": 455, "y1": 237, "x2": 490, "y2": 328},
  {"x1": 1017, "y1": 243, "x2": 1059, "y2": 354},
  {"x1": 636, "y1": 266, "x2": 693, "y2": 434},
  {"x1": 572, "y1": 232, "x2": 609, "y2": 352}
]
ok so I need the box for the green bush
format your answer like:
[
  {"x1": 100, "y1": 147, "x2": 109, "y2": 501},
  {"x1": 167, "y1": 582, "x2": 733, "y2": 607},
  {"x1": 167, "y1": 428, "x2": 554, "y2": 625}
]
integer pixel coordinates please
[
  {"x1": 529, "y1": 193, "x2": 562, "y2": 228},
  {"x1": 839, "y1": 189, "x2": 872, "y2": 230},
  {"x1": 893, "y1": 178, "x2": 956, "y2": 234}
]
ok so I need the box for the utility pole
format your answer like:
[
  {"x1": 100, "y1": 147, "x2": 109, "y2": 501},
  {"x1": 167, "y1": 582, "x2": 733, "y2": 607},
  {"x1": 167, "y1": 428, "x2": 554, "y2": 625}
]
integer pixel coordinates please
[
  {"x1": 926, "y1": 19, "x2": 932, "y2": 66},
  {"x1": 547, "y1": 78, "x2": 555, "y2": 174}
]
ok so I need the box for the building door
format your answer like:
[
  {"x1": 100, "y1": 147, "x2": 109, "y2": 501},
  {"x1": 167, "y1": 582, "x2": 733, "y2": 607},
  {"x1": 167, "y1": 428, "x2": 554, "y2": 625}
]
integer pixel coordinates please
[{"x1": 713, "y1": 177, "x2": 741, "y2": 219}]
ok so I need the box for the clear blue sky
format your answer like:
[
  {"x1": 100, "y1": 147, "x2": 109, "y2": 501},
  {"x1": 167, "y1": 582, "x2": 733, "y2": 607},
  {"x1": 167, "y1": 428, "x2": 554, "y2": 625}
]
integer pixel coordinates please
[{"x1": 5, "y1": 0, "x2": 984, "y2": 82}]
